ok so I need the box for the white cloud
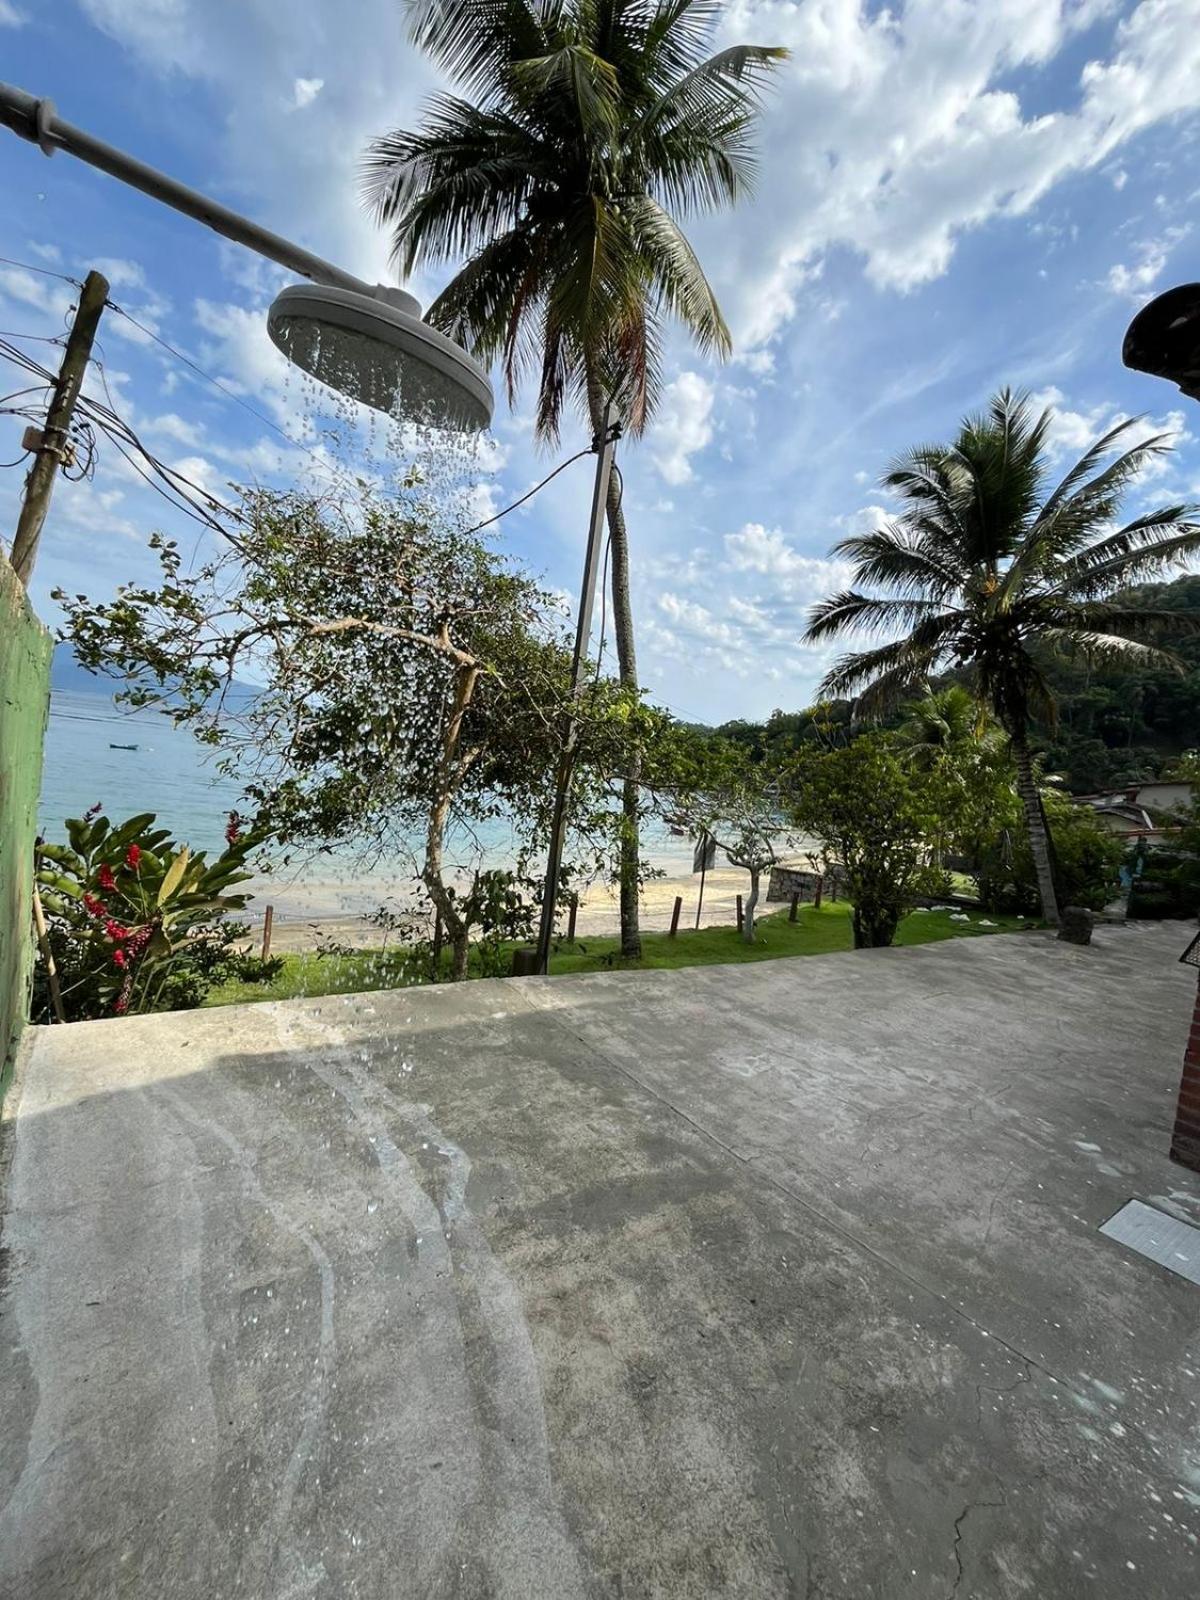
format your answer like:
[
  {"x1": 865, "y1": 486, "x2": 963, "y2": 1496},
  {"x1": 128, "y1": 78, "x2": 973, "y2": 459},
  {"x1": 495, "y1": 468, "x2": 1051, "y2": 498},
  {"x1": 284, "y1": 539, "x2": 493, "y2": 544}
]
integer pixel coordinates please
[
  {"x1": 1029, "y1": 386, "x2": 1190, "y2": 481},
  {"x1": 709, "y1": 0, "x2": 1200, "y2": 349},
  {"x1": 724, "y1": 523, "x2": 854, "y2": 596},
  {"x1": 649, "y1": 372, "x2": 715, "y2": 485},
  {"x1": 0, "y1": 1, "x2": 23, "y2": 23},
  {"x1": 1106, "y1": 227, "x2": 1188, "y2": 299},
  {"x1": 658, "y1": 591, "x2": 737, "y2": 646},
  {"x1": 148, "y1": 411, "x2": 208, "y2": 448},
  {"x1": 92, "y1": 257, "x2": 146, "y2": 291},
  {"x1": 292, "y1": 76, "x2": 324, "y2": 109}
]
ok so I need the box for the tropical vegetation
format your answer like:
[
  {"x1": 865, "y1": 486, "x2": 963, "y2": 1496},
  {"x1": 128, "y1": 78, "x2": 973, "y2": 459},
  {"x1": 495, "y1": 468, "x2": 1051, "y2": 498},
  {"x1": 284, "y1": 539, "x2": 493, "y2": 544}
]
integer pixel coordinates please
[
  {"x1": 804, "y1": 389, "x2": 1200, "y2": 923},
  {"x1": 56, "y1": 481, "x2": 651, "y2": 982},
  {"x1": 363, "y1": 0, "x2": 786, "y2": 958},
  {"x1": 33, "y1": 807, "x2": 276, "y2": 1021}
]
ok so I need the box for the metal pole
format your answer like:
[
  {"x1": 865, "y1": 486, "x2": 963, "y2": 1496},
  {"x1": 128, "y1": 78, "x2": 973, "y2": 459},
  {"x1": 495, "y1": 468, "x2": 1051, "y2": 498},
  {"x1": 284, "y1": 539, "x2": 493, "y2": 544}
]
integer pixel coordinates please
[
  {"x1": 533, "y1": 401, "x2": 619, "y2": 975},
  {"x1": 0, "y1": 83, "x2": 375, "y2": 298},
  {"x1": 9, "y1": 268, "x2": 109, "y2": 585}
]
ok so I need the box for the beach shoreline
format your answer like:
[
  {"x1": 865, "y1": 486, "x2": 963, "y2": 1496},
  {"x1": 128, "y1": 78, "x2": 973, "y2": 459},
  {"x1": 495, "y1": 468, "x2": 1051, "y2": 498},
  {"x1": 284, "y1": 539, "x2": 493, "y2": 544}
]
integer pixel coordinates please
[{"x1": 240, "y1": 862, "x2": 786, "y2": 953}]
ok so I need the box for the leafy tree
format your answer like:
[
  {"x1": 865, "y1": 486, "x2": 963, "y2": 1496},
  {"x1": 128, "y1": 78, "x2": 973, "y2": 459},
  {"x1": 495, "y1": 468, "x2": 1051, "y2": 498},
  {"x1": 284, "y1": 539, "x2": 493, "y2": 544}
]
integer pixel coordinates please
[
  {"x1": 785, "y1": 737, "x2": 939, "y2": 948},
  {"x1": 363, "y1": 0, "x2": 786, "y2": 958},
  {"x1": 34, "y1": 808, "x2": 272, "y2": 1020},
  {"x1": 973, "y1": 790, "x2": 1125, "y2": 917},
  {"x1": 56, "y1": 484, "x2": 630, "y2": 982},
  {"x1": 662, "y1": 732, "x2": 789, "y2": 942},
  {"x1": 805, "y1": 389, "x2": 1200, "y2": 924},
  {"x1": 892, "y1": 684, "x2": 1005, "y2": 868}
]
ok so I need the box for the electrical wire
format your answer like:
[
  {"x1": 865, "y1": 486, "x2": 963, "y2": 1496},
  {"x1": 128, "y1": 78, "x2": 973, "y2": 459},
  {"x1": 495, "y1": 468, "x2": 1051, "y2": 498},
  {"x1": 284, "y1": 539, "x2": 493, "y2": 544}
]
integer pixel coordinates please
[
  {"x1": 103, "y1": 298, "x2": 320, "y2": 459},
  {"x1": 0, "y1": 255, "x2": 81, "y2": 286},
  {"x1": 462, "y1": 445, "x2": 594, "y2": 537},
  {"x1": 0, "y1": 330, "x2": 247, "y2": 546}
]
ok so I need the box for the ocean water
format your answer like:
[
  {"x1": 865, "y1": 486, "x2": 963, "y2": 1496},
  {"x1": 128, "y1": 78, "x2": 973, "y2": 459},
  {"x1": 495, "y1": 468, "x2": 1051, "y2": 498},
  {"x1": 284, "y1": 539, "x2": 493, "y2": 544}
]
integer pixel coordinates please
[
  {"x1": 39, "y1": 688, "x2": 697, "y2": 922},
  {"x1": 41, "y1": 690, "x2": 245, "y2": 855}
]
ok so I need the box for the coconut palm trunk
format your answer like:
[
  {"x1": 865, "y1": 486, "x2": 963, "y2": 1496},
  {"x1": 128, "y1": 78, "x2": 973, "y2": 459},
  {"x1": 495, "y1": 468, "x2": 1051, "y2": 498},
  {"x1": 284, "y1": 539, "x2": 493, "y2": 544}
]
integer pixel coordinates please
[
  {"x1": 588, "y1": 378, "x2": 642, "y2": 957},
  {"x1": 1011, "y1": 734, "x2": 1060, "y2": 927}
]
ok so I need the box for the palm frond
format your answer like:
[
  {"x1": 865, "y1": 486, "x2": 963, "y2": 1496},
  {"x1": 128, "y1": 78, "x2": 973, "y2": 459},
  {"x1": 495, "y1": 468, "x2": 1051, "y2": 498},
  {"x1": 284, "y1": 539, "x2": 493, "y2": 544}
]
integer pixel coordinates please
[
  {"x1": 1048, "y1": 515, "x2": 1200, "y2": 597},
  {"x1": 370, "y1": 0, "x2": 783, "y2": 439},
  {"x1": 803, "y1": 590, "x2": 955, "y2": 643},
  {"x1": 817, "y1": 636, "x2": 942, "y2": 708},
  {"x1": 405, "y1": 0, "x2": 552, "y2": 97},
  {"x1": 831, "y1": 521, "x2": 966, "y2": 600},
  {"x1": 623, "y1": 196, "x2": 729, "y2": 356},
  {"x1": 1037, "y1": 626, "x2": 1184, "y2": 675},
  {"x1": 510, "y1": 44, "x2": 621, "y2": 138}
]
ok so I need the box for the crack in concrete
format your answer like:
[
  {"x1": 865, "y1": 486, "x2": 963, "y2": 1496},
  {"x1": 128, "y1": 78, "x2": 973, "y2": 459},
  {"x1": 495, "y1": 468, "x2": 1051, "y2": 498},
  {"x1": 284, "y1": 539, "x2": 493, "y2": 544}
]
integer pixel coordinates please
[
  {"x1": 949, "y1": 1499, "x2": 1005, "y2": 1597},
  {"x1": 981, "y1": 1162, "x2": 1017, "y2": 1249},
  {"x1": 973, "y1": 1360, "x2": 1033, "y2": 1429}
]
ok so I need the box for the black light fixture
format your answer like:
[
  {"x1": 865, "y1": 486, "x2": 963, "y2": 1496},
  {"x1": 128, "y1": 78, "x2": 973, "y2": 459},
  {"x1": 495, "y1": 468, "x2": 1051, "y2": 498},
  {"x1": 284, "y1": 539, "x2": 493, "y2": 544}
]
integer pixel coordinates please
[{"x1": 1122, "y1": 283, "x2": 1200, "y2": 401}]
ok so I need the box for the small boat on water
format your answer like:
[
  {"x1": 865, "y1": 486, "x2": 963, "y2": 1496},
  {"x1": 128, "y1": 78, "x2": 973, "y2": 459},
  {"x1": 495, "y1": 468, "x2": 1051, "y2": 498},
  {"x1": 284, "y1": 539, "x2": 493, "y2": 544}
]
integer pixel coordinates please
[{"x1": 109, "y1": 742, "x2": 139, "y2": 751}]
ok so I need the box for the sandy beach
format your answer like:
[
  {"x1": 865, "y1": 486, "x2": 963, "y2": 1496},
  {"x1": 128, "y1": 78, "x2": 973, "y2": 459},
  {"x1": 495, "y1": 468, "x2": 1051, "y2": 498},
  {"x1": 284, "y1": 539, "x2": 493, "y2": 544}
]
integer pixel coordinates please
[{"x1": 240, "y1": 862, "x2": 787, "y2": 953}]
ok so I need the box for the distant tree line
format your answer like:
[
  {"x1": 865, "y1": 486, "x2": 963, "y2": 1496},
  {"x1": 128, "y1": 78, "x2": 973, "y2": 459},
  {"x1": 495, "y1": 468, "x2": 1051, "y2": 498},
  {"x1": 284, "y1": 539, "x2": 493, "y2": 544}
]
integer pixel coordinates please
[{"x1": 711, "y1": 574, "x2": 1200, "y2": 795}]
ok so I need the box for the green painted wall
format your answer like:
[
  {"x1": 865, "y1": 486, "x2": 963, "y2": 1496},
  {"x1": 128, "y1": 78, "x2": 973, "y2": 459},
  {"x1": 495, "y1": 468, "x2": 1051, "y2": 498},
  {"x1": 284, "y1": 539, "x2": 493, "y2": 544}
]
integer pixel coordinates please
[{"x1": 1, "y1": 560, "x2": 51, "y2": 1083}]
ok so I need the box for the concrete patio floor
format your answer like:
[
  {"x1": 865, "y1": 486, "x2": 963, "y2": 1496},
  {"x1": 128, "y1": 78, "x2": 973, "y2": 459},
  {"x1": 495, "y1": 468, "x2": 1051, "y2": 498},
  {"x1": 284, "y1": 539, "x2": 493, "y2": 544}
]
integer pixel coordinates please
[{"x1": 1, "y1": 924, "x2": 1198, "y2": 1598}]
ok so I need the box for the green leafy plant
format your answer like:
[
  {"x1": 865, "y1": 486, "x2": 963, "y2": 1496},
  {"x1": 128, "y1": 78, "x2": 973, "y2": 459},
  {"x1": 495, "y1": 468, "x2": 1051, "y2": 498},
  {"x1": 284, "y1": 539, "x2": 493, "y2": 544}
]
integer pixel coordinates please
[
  {"x1": 786, "y1": 737, "x2": 943, "y2": 948},
  {"x1": 804, "y1": 389, "x2": 1200, "y2": 925},
  {"x1": 34, "y1": 806, "x2": 271, "y2": 1021},
  {"x1": 974, "y1": 791, "x2": 1124, "y2": 915}
]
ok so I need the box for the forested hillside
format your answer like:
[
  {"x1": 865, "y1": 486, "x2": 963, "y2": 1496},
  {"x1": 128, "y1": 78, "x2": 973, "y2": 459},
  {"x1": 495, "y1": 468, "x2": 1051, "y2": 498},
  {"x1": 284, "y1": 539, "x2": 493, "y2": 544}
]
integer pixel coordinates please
[{"x1": 714, "y1": 575, "x2": 1200, "y2": 792}]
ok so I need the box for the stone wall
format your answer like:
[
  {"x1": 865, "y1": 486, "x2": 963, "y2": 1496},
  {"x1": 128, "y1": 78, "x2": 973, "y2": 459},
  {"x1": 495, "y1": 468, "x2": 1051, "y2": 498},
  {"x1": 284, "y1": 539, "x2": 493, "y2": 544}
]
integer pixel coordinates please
[
  {"x1": 766, "y1": 863, "x2": 847, "y2": 903},
  {"x1": 1, "y1": 560, "x2": 51, "y2": 1083}
]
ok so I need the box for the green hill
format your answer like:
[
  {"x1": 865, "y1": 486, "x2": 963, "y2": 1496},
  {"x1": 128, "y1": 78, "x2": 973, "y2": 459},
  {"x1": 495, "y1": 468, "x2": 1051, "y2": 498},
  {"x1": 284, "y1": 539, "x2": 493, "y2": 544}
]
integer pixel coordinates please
[{"x1": 714, "y1": 575, "x2": 1200, "y2": 792}]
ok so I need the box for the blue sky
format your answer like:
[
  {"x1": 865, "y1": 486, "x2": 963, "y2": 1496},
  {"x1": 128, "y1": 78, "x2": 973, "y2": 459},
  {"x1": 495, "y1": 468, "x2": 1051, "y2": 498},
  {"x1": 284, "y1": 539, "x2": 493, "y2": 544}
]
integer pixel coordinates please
[{"x1": 2, "y1": 0, "x2": 1199, "y2": 725}]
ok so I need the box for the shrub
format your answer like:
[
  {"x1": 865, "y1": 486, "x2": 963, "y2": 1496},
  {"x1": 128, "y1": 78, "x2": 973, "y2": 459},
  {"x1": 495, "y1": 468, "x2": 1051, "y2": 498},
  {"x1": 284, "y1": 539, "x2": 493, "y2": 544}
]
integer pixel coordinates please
[
  {"x1": 786, "y1": 737, "x2": 942, "y2": 948},
  {"x1": 34, "y1": 807, "x2": 272, "y2": 1021},
  {"x1": 975, "y1": 796, "x2": 1124, "y2": 915}
]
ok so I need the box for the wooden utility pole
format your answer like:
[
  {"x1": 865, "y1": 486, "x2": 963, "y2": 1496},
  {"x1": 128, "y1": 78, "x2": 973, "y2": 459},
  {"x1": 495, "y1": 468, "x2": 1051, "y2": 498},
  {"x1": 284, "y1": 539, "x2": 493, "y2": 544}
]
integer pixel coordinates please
[{"x1": 9, "y1": 269, "x2": 108, "y2": 586}]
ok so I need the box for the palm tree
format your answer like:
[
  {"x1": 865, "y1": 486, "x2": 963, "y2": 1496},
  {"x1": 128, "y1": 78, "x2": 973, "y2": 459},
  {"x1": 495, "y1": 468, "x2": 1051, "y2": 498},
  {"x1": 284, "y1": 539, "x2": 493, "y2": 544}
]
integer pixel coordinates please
[
  {"x1": 363, "y1": 0, "x2": 786, "y2": 956},
  {"x1": 894, "y1": 683, "x2": 992, "y2": 772},
  {"x1": 805, "y1": 389, "x2": 1200, "y2": 925}
]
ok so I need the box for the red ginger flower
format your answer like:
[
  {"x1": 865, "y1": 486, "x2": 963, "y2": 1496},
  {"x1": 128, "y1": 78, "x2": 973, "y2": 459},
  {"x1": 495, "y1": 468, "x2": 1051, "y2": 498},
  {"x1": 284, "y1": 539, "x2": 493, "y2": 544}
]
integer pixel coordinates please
[
  {"x1": 97, "y1": 863, "x2": 116, "y2": 891},
  {"x1": 104, "y1": 919, "x2": 130, "y2": 942},
  {"x1": 83, "y1": 892, "x2": 105, "y2": 918},
  {"x1": 112, "y1": 948, "x2": 128, "y2": 969},
  {"x1": 125, "y1": 843, "x2": 141, "y2": 870},
  {"x1": 225, "y1": 810, "x2": 243, "y2": 845}
]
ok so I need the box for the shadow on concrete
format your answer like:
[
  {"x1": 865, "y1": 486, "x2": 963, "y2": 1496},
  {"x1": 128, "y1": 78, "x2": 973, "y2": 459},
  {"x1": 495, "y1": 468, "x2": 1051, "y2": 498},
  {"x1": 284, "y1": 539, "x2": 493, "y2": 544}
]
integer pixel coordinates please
[{"x1": 2, "y1": 927, "x2": 1199, "y2": 1597}]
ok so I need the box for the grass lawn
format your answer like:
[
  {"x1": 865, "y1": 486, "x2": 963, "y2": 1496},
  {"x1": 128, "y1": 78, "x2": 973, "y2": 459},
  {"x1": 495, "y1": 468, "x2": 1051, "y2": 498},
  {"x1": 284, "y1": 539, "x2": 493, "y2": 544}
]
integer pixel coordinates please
[{"x1": 206, "y1": 901, "x2": 1034, "y2": 1008}]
